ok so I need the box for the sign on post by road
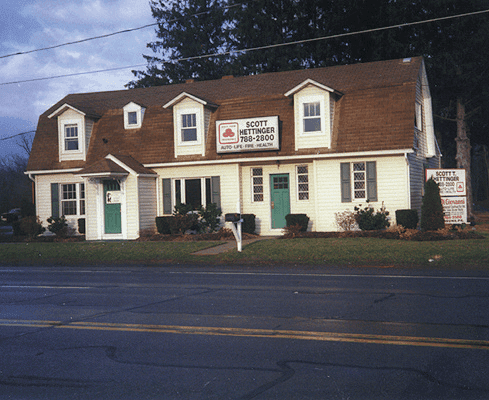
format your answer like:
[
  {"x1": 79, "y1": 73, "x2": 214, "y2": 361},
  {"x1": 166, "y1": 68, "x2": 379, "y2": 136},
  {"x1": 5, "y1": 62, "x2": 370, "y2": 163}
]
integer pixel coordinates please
[{"x1": 426, "y1": 169, "x2": 467, "y2": 224}]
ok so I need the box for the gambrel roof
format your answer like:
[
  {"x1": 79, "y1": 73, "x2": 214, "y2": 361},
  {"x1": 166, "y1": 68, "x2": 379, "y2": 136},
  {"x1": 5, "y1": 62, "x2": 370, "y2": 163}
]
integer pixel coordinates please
[{"x1": 27, "y1": 57, "x2": 426, "y2": 172}]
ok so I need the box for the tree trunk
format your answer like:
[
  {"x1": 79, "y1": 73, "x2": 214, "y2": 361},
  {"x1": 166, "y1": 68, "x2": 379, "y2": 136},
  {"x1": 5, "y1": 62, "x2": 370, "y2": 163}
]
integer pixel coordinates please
[{"x1": 455, "y1": 97, "x2": 473, "y2": 220}]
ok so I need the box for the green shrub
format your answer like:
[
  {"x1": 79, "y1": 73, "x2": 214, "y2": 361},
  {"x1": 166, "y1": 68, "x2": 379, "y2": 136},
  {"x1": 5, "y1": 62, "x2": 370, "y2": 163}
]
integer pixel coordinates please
[
  {"x1": 241, "y1": 214, "x2": 256, "y2": 234},
  {"x1": 285, "y1": 214, "x2": 309, "y2": 232},
  {"x1": 198, "y1": 203, "x2": 222, "y2": 233},
  {"x1": 168, "y1": 213, "x2": 199, "y2": 234},
  {"x1": 354, "y1": 202, "x2": 390, "y2": 231},
  {"x1": 395, "y1": 209, "x2": 419, "y2": 229},
  {"x1": 155, "y1": 216, "x2": 173, "y2": 234},
  {"x1": 421, "y1": 178, "x2": 445, "y2": 231},
  {"x1": 47, "y1": 215, "x2": 69, "y2": 237},
  {"x1": 19, "y1": 216, "x2": 45, "y2": 238}
]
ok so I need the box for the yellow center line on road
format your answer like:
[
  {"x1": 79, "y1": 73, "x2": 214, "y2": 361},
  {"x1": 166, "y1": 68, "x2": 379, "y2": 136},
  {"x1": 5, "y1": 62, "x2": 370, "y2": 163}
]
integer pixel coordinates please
[{"x1": 1, "y1": 319, "x2": 489, "y2": 350}]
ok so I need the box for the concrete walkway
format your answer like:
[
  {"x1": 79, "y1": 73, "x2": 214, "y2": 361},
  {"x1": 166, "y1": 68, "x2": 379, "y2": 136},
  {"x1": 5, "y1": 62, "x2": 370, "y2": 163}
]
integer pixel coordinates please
[{"x1": 192, "y1": 237, "x2": 276, "y2": 256}]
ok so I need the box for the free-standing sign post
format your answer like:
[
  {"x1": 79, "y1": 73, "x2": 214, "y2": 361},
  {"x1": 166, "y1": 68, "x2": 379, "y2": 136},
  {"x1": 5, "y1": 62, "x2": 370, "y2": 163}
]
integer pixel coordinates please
[{"x1": 426, "y1": 169, "x2": 467, "y2": 224}]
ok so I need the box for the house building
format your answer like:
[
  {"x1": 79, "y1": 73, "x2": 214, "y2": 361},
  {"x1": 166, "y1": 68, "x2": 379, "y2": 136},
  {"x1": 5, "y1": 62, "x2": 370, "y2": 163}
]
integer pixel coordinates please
[{"x1": 26, "y1": 57, "x2": 440, "y2": 240}]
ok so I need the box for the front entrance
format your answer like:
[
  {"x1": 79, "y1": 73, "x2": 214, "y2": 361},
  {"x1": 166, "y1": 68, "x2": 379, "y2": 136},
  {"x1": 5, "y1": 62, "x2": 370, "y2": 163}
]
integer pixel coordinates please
[
  {"x1": 270, "y1": 174, "x2": 290, "y2": 229},
  {"x1": 104, "y1": 180, "x2": 122, "y2": 234}
]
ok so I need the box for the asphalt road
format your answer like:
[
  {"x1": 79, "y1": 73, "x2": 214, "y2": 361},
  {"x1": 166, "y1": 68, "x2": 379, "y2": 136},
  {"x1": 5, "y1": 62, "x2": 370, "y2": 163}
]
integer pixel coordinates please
[{"x1": 0, "y1": 264, "x2": 488, "y2": 399}]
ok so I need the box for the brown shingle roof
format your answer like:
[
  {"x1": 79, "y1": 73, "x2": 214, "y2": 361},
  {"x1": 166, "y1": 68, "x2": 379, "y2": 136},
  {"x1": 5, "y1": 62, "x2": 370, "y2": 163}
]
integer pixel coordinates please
[{"x1": 27, "y1": 57, "x2": 423, "y2": 172}]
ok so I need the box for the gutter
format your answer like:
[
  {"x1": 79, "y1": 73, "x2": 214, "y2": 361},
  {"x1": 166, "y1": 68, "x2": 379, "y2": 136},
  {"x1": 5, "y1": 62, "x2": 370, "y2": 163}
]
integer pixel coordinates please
[{"x1": 145, "y1": 148, "x2": 415, "y2": 169}]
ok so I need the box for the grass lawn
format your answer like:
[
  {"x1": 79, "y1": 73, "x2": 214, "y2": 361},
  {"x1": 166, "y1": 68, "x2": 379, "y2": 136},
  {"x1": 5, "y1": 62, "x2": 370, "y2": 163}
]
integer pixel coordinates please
[
  {"x1": 221, "y1": 235, "x2": 489, "y2": 268},
  {"x1": 0, "y1": 231, "x2": 487, "y2": 268}
]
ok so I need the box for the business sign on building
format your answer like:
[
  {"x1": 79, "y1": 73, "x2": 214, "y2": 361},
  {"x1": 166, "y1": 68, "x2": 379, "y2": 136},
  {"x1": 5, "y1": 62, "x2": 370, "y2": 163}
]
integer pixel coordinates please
[
  {"x1": 216, "y1": 116, "x2": 279, "y2": 153},
  {"x1": 425, "y1": 169, "x2": 466, "y2": 196},
  {"x1": 441, "y1": 196, "x2": 467, "y2": 224},
  {"x1": 426, "y1": 169, "x2": 467, "y2": 224}
]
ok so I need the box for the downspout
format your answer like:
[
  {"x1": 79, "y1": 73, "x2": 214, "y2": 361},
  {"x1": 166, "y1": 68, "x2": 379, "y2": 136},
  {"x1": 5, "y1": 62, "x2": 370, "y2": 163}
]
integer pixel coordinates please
[
  {"x1": 405, "y1": 153, "x2": 411, "y2": 209},
  {"x1": 26, "y1": 173, "x2": 36, "y2": 214}
]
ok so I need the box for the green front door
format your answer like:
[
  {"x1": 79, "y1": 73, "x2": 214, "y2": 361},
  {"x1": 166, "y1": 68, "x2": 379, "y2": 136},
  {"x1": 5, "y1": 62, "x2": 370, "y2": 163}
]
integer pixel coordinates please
[
  {"x1": 270, "y1": 174, "x2": 290, "y2": 229},
  {"x1": 104, "y1": 180, "x2": 122, "y2": 234}
]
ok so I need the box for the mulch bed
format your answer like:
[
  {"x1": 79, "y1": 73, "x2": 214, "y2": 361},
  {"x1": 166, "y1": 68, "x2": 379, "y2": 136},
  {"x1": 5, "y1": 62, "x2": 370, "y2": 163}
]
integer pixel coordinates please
[
  {"x1": 2, "y1": 228, "x2": 484, "y2": 243},
  {"x1": 282, "y1": 229, "x2": 485, "y2": 241}
]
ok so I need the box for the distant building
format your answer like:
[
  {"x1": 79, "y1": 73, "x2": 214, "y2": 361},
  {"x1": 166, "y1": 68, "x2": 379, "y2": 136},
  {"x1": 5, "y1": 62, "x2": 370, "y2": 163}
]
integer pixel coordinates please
[{"x1": 26, "y1": 57, "x2": 440, "y2": 240}]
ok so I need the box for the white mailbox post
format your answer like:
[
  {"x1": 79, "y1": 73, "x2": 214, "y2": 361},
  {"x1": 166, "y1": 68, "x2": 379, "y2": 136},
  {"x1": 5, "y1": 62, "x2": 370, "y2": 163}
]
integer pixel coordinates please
[{"x1": 225, "y1": 213, "x2": 243, "y2": 252}]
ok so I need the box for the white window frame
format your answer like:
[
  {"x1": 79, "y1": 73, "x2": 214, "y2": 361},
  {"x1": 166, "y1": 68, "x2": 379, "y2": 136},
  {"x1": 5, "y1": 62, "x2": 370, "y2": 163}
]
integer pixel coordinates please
[
  {"x1": 58, "y1": 117, "x2": 85, "y2": 161},
  {"x1": 415, "y1": 102, "x2": 423, "y2": 131},
  {"x1": 123, "y1": 102, "x2": 145, "y2": 129},
  {"x1": 251, "y1": 168, "x2": 264, "y2": 202},
  {"x1": 173, "y1": 177, "x2": 212, "y2": 210},
  {"x1": 352, "y1": 162, "x2": 366, "y2": 200},
  {"x1": 298, "y1": 94, "x2": 326, "y2": 137},
  {"x1": 296, "y1": 165, "x2": 309, "y2": 201},
  {"x1": 176, "y1": 106, "x2": 203, "y2": 146},
  {"x1": 60, "y1": 183, "x2": 85, "y2": 217}
]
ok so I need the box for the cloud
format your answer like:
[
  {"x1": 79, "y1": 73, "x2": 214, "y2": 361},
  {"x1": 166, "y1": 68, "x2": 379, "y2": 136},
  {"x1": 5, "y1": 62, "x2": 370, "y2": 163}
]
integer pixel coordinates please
[{"x1": 0, "y1": 0, "x2": 155, "y2": 157}]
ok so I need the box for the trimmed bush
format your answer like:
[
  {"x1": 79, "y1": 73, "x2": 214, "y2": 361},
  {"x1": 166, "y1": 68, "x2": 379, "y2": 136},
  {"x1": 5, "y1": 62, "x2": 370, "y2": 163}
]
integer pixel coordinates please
[
  {"x1": 156, "y1": 216, "x2": 173, "y2": 234},
  {"x1": 354, "y1": 202, "x2": 390, "y2": 231},
  {"x1": 421, "y1": 178, "x2": 445, "y2": 231},
  {"x1": 78, "y1": 218, "x2": 86, "y2": 234},
  {"x1": 285, "y1": 214, "x2": 309, "y2": 232},
  {"x1": 241, "y1": 214, "x2": 256, "y2": 234},
  {"x1": 198, "y1": 203, "x2": 222, "y2": 233},
  {"x1": 47, "y1": 216, "x2": 69, "y2": 237},
  {"x1": 395, "y1": 209, "x2": 419, "y2": 229}
]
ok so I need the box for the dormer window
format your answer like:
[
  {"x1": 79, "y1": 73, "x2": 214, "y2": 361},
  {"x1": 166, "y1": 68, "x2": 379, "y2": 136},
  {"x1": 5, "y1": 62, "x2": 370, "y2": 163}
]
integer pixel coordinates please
[
  {"x1": 303, "y1": 102, "x2": 321, "y2": 133},
  {"x1": 128, "y1": 111, "x2": 138, "y2": 126},
  {"x1": 164, "y1": 92, "x2": 218, "y2": 157},
  {"x1": 182, "y1": 113, "x2": 197, "y2": 142},
  {"x1": 415, "y1": 102, "x2": 423, "y2": 131},
  {"x1": 48, "y1": 103, "x2": 91, "y2": 162},
  {"x1": 123, "y1": 102, "x2": 145, "y2": 129},
  {"x1": 64, "y1": 124, "x2": 79, "y2": 151},
  {"x1": 285, "y1": 79, "x2": 337, "y2": 151}
]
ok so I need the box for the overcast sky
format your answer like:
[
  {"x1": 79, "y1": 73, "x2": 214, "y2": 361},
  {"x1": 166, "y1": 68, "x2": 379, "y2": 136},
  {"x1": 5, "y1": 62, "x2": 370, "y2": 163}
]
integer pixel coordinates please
[{"x1": 0, "y1": 0, "x2": 156, "y2": 159}]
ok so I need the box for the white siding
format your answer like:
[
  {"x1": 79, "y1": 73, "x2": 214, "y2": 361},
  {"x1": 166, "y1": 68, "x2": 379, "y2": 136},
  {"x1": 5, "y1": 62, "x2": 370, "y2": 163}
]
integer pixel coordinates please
[
  {"x1": 314, "y1": 156, "x2": 410, "y2": 231},
  {"x1": 241, "y1": 163, "x2": 317, "y2": 235},
  {"x1": 124, "y1": 174, "x2": 139, "y2": 240},
  {"x1": 85, "y1": 178, "x2": 99, "y2": 240},
  {"x1": 154, "y1": 163, "x2": 240, "y2": 222},
  {"x1": 35, "y1": 173, "x2": 85, "y2": 231}
]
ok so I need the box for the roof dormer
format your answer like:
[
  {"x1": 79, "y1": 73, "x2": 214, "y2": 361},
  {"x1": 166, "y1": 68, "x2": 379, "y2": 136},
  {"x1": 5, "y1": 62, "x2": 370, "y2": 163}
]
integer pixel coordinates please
[
  {"x1": 123, "y1": 102, "x2": 145, "y2": 130},
  {"x1": 48, "y1": 103, "x2": 95, "y2": 162},
  {"x1": 163, "y1": 92, "x2": 218, "y2": 158},
  {"x1": 285, "y1": 79, "x2": 340, "y2": 151}
]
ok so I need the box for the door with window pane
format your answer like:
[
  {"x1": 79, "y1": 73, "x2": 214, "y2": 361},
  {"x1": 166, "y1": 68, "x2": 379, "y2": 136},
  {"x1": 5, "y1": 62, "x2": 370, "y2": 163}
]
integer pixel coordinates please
[
  {"x1": 104, "y1": 180, "x2": 121, "y2": 234},
  {"x1": 270, "y1": 174, "x2": 290, "y2": 229}
]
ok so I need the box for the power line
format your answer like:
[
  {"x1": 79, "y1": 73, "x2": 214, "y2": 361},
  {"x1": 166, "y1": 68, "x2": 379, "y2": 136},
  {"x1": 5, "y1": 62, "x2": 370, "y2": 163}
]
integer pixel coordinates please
[
  {"x1": 0, "y1": 130, "x2": 36, "y2": 141},
  {"x1": 0, "y1": 23, "x2": 158, "y2": 60},
  {"x1": 0, "y1": 2, "x2": 246, "y2": 60},
  {"x1": 1, "y1": 7, "x2": 488, "y2": 87}
]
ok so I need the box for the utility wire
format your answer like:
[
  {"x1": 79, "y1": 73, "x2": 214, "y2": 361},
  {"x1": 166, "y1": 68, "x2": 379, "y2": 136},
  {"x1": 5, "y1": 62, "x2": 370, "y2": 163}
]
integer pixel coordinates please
[
  {"x1": 1, "y1": 7, "x2": 488, "y2": 87},
  {"x1": 0, "y1": 130, "x2": 36, "y2": 141},
  {"x1": 0, "y1": 2, "x2": 245, "y2": 60},
  {"x1": 0, "y1": 24, "x2": 158, "y2": 60}
]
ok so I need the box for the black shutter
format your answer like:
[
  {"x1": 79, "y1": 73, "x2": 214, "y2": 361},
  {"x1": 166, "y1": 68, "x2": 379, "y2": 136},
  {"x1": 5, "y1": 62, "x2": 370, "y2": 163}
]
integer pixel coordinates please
[
  {"x1": 51, "y1": 183, "x2": 60, "y2": 218},
  {"x1": 162, "y1": 179, "x2": 172, "y2": 214},
  {"x1": 340, "y1": 163, "x2": 351, "y2": 202},
  {"x1": 211, "y1": 176, "x2": 221, "y2": 209},
  {"x1": 366, "y1": 161, "x2": 377, "y2": 202}
]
